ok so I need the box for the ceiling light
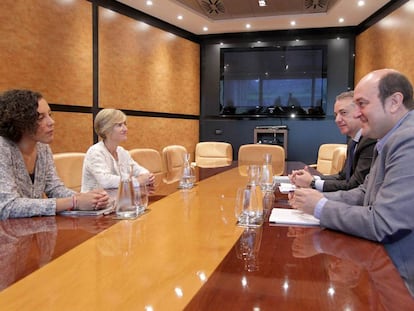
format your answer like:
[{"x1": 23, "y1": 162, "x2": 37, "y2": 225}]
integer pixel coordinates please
[
  {"x1": 290, "y1": 21, "x2": 296, "y2": 26},
  {"x1": 177, "y1": 15, "x2": 183, "y2": 20},
  {"x1": 246, "y1": 24, "x2": 251, "y2": 29},
  {"x1": 203, "y1": 26, "x2": 208, "y2": 31},
  {"x1": 358, "y1": 1, "x2": 365, "y2": 7},
  {"x1": 338, "y1": 17, "x2": 344, "y2": 23},
  {"x1": 146, "y1": 0, "x2": 153, "y2": 6},
  {"x1": 258, "y1": 0, "x2": 267, "y2": 7}
]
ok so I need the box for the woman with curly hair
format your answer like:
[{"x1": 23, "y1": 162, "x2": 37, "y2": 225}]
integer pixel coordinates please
[{"x1": 0, "y1": 89, "x2": 109, "y2": 219}]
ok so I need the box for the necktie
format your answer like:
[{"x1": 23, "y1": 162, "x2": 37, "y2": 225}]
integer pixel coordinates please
[{"x1": 345, "y1": 140, "x2": 357, "y2": 181}]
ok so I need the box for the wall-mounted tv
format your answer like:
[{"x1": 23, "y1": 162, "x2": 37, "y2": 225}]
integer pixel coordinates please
[{"x1": 220, "y1": 46, "x2": 327, "y2": 118}]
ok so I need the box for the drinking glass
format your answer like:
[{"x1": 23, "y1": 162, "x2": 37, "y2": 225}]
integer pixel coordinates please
[
  {"x1": 116, "y1": 165, "x2": 137, "y2": 219},
  {"x1": 134, "y1": 183, "x2": 148, "y2": 215},
  {"x1": 235, "y1": 187, "x2": 249, "y2": 226},
  {"x1": 179, "y1": 153, "x2": 195, "y2": 189},
  {"x1": 260, "y1": 153, "x2": 274, "y2": 192}
]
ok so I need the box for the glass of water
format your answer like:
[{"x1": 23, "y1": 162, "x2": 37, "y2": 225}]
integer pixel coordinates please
[{"x1": 134, "y1": 184, "x2": 148, "y2": 215}]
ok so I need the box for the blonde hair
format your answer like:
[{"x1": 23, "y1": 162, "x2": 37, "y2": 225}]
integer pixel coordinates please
[{"x1": 94, "y1": 109, "x2": 126, "y2": 139}]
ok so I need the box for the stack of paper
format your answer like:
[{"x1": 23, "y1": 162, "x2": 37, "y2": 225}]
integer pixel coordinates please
[{"x1": 269, "y1": 208, "x2": 320, "y2": 226}]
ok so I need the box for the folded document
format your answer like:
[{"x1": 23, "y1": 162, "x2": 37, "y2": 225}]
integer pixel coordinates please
[{"x1": 269, "y1": 208, "x2": 320, "y2": 226}]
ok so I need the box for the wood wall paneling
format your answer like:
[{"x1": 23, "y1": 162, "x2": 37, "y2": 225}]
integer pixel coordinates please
[
  {"x1": 50, "y1": 111, "x2": 93, "y2": 153},
  {"x1": 98, "y1": 7, "x2": 200, "y2": 116},
  {"x1": 121, "y1": 116, "x2": 199, "y2": 158},
  {"x1": 355, "y1": 0, "x2": 414, "y2": 84},
  {"x1": 0, "y1": 0, "x2": 92, "y2": 106}
]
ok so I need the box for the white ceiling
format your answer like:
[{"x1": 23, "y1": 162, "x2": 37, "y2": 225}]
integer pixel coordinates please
[{"x1": 115, "y1": 0, "x2": 392, "y2": 35}]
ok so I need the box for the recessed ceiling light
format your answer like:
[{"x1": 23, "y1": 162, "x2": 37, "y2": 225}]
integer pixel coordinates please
[
  {"x1": 338, "y1": 17, "x2": 344, "y2": 23},
  {"x1": 290, "y1": 21, "x2": 296, "y2": 26},
  {"x1": 258, "y1": 0, "x2": 267, "y2": 7},
  {"x1": 246, "y1": 24, "x2": 251, "y2": 29},
  {"x1": 177, "y1": 15, "x2": 183, "y2": 20},
  {"x1": 358, "y1": 1, "x2": 365, "y2": 7},
  {"x1": 146, "y1": 0, "x2": 153, "y2": 6},
  {"x1": 203, "y1": 26, "x2": 208, "y2": 31}
]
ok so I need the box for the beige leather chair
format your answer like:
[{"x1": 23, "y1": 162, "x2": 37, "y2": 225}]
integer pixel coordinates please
[
  {"x1": 53, "y1": 152, "x2": 85, "y2": 192},
  {"x1": 330, "y1": 145, "x2": 348, "y2": 175},
  {"x1": 129, "y1": 148, "x2": 164, "y2": 187},
  {"x1": 162, "y1": 145, "x2": 188, "y2": 183},
  {"x1": 195, "y1": 142, "x2": 233, "y2": 168},
  {"x1": 238, "y1": 144, "x2": 285, "y2": 176},
  {"x1": 310, "y1": 143, "x2": 348, "y2": 175}
]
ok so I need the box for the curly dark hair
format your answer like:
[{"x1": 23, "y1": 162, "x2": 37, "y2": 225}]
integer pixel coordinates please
[{"x1": 0, "y1": 89, "x2": 43, "y2": 142}]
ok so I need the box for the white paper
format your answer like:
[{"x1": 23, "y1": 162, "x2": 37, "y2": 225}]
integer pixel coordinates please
[
  {"x1": 273, "y1": 175, "x2": 291, "y2": 184},
  {"x1": 278, "y1": 183, "x2": 296, "y2": 194},
  {"x1": 269, "y1": 208, "x2": 320, "y2": 226}
]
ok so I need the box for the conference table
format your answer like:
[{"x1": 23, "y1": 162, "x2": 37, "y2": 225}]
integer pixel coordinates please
[{"x1": 0, "y1": 162, "x2": 413, "y2": 310}]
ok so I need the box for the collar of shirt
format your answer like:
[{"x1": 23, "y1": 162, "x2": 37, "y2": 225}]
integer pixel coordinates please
[{"x1": 352, "y1": 128, "x2": 362, "y2": 143}]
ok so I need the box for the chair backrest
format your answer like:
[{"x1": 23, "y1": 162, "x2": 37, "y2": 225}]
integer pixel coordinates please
[
  {"x1": 129, "y1": 148, "x2": 164, "y2": 186},
  {"x1": 330, "y1": 145, "x2": 348, "y2": 175},
  {"x1": 315, "y1": 143, "x2": 348, "y2": 175},
  {"x1": 195, "y1": 142, "x2": 233, "y2": 168},
  {"x1": 162, "y1": 145, "x2": 188, "y2": 183},
  {"x1": 53, "y1": 152, "x2": 86, "y2": 191},
  {"x1": 238, "y1": 144, "x2": 285, "y2": 176}
]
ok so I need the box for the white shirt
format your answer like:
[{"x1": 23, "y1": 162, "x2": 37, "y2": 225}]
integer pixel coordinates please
[{"x1": 81, "y1": 141, "x2": 149, "y2": 192}]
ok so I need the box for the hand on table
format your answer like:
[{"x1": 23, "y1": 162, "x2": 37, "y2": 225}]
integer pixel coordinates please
[
  {"x1": 288, "y1": 188, "x2": 324, "y2": 215},
  {"x1": 135, "y1": 173, "x2": 156, "y2": 194},
  {"x1": 289, "y1": 166, "x2": 313, "y2": 188},
  {"x1": 76, "y1": 190, "x2": 109, "y2": 211}
]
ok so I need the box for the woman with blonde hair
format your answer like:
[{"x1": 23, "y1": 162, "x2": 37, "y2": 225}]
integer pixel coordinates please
[{"x1": 81, "y1": 108, "x2": 154, "y2": 192}]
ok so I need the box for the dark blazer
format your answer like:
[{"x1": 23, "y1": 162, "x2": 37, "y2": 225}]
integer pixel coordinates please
[{"x1": 321, "y1": 136, "x2": 377, "y2": 192}]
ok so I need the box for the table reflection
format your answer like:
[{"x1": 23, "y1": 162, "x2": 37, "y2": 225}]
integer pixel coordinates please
[
  {"x1": 0, "y1": 217, "x2": 57, "y2": 291},
  {"x1": 185, "y1": 225, "x2": 414, "y2": 310},
  {"x1": 290, "y1": 227, "x2": 414, "y2": 309},
  {"x1": 236, "y1": 226, "x2": 263, "y2": 272}
]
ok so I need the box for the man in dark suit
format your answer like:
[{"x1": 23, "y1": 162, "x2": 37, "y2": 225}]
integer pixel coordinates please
[{"x1": 291, "y1": 91, "x2": 376, "y2": 192}]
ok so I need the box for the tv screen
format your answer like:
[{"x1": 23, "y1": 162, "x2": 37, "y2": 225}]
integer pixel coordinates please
[{"x1": 220, "y1": 46, "x2": 327, "y2": 117}]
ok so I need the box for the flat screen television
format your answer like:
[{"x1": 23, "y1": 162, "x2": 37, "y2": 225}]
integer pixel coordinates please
[{"x1": 220, "y1": 46, "x2": 327, "y2": 118}]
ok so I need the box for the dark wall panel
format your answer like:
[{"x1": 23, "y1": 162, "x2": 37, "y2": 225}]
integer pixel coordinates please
[{"x1": 199, "y1": 35, "x2": 353, "y2": 163}]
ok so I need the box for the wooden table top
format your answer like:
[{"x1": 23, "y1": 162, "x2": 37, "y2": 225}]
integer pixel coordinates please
[{"x1": 0, "y1": 162, "x2": 413, "y2": 310}]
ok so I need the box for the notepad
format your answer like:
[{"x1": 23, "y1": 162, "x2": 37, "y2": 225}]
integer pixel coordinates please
[
  {"x1": 269, "y1": 208, "x2": 320, "y2": 226},
  {"x1": 59, "y1": 204, "x2": 115, "y2": 217}
]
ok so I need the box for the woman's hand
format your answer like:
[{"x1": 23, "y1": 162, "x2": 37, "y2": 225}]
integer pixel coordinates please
[
  {"x1": 76, "y1": 190, "x2": 110, "y2": 211},
  {"x1": 136, "y1": 173, "x2": 156, "y2": 194}
]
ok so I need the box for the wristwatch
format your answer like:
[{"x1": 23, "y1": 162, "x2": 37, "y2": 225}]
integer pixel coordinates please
[{"x1": 310, "y1": 177, "x2": 316, "y2": 189}]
